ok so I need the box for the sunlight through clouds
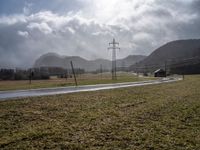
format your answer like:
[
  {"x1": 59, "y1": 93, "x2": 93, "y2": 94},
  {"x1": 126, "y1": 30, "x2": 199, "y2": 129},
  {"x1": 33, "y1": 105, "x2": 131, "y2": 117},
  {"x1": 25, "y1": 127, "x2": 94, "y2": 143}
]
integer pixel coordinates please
[{"x1": 0, "y1": 0, "x2": 200, "y2": 68}]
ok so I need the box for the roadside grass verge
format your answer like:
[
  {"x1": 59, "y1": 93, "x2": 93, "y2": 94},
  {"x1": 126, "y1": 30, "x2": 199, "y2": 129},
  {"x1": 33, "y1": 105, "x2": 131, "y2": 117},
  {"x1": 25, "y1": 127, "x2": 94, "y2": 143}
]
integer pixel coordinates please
[
  {"x1": 0, "y1": 72, "x2": 153, "y2": 91},
  {"x1": 0, "y1": 75, "x2": 199, "y2": 149}
]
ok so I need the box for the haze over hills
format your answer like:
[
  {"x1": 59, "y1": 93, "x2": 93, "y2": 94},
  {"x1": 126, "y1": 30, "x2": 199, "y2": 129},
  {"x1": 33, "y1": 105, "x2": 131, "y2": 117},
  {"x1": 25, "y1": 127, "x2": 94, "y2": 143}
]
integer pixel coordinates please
[
  {"x1": 130, "y1": 39, "x2": 200, "y2": 72},
  {"x1": 34, "y1": 53, "x2": 146, "y2": 71},
  {"x1": 116, "y1": 55, "x2": 147, "y2": 68}
]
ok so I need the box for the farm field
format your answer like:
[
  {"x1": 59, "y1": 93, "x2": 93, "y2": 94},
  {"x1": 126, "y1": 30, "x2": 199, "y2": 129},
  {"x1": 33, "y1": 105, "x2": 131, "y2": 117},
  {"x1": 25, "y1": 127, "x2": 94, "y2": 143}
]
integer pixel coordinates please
[
  {"x1": 0, "y1": 75, "x2": 200, "y2": 149},
  {"x1": 0, "y1": 72, "x2": 154, "y2": 91}
]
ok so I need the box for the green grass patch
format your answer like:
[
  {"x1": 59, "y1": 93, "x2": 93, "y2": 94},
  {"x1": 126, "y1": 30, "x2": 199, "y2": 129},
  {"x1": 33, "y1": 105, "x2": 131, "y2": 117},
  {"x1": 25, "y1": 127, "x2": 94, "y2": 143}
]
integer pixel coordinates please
[{"x1": 0, "y1": 75, "x2": 200, "y2": 149}]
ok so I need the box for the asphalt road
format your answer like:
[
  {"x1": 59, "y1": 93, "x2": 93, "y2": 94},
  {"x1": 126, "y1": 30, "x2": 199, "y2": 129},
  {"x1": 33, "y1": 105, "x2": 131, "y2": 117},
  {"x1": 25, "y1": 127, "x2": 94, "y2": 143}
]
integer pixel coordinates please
[{"x1": 0, "y1": 78, "x2": 181, "y2": 101}]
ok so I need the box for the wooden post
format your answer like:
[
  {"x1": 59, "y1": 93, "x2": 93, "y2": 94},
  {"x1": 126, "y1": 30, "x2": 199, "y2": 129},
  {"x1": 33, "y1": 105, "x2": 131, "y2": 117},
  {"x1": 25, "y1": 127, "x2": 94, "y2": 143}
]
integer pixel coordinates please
[
  {"x1": 70, "y1": 61, "x2": 78, "y2": 86},
  {"x1": 65, "y1": 69, "x2": 68, "y2": 81},
  {"x1": 29, "y1": 69, "x2": 33, "y2": 84},
  {"x1": 164, "y1": 61, "x2": 167, "y2": 77},
  {"x1": 100, "y1": 64, "x2": 103, "y2": 79}
]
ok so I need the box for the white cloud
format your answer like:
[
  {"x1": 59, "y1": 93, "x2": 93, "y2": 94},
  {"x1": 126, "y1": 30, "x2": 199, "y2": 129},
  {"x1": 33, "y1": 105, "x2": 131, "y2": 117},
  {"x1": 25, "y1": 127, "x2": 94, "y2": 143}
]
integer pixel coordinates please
[
  {"x1": 17, "y1": 31, "x2": 29, "y2": 38},
  {"x1": 67, "y1": 27, "x2": 75, "y2": 34},
  {"x1": 0, "y1": 15, "x2": 26, "y2": 25},
  {"x1": 27, "y1": 22, "x2": 52, "y2": 34}
]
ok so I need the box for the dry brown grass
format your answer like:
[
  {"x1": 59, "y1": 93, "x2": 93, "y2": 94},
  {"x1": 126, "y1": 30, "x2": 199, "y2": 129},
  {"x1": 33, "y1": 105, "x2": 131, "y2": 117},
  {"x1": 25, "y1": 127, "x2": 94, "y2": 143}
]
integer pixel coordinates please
[
  {"x1": 0, "y1": 72, "x2": 151, "y2": 91},
  {"x1": 0, "y1": 75, "x2": 199, "y2": 149}
]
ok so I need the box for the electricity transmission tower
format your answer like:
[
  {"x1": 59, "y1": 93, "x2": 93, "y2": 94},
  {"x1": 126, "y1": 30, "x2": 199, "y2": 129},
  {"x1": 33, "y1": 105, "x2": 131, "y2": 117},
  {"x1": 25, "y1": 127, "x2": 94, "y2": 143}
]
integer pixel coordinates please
[{"x1": 108, "y1": 38, "x2": 120, "y2": 80}]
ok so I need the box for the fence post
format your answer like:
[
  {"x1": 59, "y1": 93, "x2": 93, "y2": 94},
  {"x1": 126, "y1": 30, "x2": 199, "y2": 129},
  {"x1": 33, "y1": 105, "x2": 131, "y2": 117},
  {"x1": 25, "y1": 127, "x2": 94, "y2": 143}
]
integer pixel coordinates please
[{"x1": 70, "y1": 61, "x2": 78, "y2": 86}]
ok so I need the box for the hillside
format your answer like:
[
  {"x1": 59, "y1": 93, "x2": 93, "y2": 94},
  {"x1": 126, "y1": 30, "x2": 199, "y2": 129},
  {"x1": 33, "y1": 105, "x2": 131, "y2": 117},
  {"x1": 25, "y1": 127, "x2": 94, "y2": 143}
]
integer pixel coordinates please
[
  {"x1": 34, "y1": 53, "x2": 146, "y2": 71},
  {"x1": 130, "y1": 39, "x2": 200, "y2": 73}
]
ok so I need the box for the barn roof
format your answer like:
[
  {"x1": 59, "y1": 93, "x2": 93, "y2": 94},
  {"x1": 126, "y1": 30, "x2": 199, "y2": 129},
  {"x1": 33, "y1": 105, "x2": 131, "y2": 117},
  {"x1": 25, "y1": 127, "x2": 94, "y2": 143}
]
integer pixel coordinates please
[{"x1": 154, "y1": 69, "x2": 165, "y2": 73}]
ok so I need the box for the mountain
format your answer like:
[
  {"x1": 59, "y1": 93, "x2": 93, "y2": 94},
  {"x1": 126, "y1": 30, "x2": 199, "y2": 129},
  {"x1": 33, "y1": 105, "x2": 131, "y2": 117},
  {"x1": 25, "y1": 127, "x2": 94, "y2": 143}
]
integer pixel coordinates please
[
  {"x1": 130, "y1": 39, "x2": 200, "y2": 73},
  {"x1": 117, "y1": 55, "x2": 147, "y2": 67},
  {"x1": 34, "y1": 53, "x2": 146, "y2": 71}
]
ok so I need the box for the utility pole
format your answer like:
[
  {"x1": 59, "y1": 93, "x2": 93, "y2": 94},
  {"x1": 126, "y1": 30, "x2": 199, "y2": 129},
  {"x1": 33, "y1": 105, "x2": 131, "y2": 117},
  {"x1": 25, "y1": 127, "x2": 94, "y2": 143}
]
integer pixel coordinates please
[
  {"x1": 108, "y1": 38, "x2": 120, "y2": 80},
  {"x1": 182, "y1": 65, "x2": 185, "y2": 80},
  {"x1": 136, "y1": 67, "x2": 139, "y2": 77},
  {"x1": 29, "y1": 68, "x2": 34, "y2": 85},
  {"x1": 70, "y1": 61, "x2": 78, "y2": 86},
  {"x1": 164, "y1": 60, "x2": 167, "y2": 77},
  {"x1": 65, "y1": 69, "x2": 68, "y2": 81},
  {"x1": 100, "y1": 64, "x2": 103, "y2": 79}
]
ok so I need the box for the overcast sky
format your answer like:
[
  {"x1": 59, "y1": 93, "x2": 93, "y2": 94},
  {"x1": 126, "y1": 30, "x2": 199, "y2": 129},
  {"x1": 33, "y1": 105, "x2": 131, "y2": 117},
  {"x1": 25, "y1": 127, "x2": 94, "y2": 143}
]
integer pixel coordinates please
[{"x1": 0, "y1": 0, "x2": 200, "y2": 68}]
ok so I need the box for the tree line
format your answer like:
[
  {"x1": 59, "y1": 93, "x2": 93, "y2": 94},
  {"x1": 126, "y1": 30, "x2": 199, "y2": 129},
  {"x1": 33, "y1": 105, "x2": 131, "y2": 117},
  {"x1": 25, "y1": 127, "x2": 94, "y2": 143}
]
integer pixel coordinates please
[{"x1": 0, "y1": 67, "x2": 85, "y2": 80}]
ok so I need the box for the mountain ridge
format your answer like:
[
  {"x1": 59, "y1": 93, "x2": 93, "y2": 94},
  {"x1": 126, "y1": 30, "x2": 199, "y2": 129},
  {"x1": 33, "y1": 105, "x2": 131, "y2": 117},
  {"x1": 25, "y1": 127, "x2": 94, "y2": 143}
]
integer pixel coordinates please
[
  {"x1": 130, "y1": 39, "x2": 200, "y2": 73},
  {"x1": 34, "y1": 53, "x2": 146, "y2": 71}
]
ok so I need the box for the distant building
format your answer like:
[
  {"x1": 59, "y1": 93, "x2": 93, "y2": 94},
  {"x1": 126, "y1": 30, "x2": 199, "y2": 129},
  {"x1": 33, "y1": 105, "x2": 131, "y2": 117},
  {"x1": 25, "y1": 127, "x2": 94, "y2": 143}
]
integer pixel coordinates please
[{"x1": 154, "y1": 69, "x2": 166, "y2": 77}]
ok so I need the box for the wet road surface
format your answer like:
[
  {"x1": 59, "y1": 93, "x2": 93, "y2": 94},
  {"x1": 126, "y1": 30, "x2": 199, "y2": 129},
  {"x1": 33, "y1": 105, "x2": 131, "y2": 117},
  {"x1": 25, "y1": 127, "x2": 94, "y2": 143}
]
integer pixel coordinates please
[{"x1": 0, "y1": 78, "x2": 181, "y2": 101}]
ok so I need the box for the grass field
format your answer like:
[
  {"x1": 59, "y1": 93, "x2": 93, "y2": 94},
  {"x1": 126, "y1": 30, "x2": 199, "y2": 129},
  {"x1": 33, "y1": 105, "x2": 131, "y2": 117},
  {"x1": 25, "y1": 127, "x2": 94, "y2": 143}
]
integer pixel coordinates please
[
  {"x1": 0, "y1": 75, "x2": 200, "y2": 149},
  {"x1": 0, "y1": 72, "x2": 153, "y2": 91}
]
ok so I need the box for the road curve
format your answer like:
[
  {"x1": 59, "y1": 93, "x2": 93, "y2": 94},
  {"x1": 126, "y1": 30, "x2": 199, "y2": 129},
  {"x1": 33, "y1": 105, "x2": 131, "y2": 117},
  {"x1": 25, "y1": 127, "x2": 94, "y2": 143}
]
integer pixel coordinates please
[{"x1": 0, "y1": 78, "x2": 182, "y2": 101}]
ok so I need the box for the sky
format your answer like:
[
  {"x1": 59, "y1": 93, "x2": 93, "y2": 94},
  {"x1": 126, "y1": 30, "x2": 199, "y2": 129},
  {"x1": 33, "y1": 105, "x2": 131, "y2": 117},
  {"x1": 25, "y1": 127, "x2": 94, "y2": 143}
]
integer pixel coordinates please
[{"x1": 0, "y1": 0, "x2": 200, "y2": 68}]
